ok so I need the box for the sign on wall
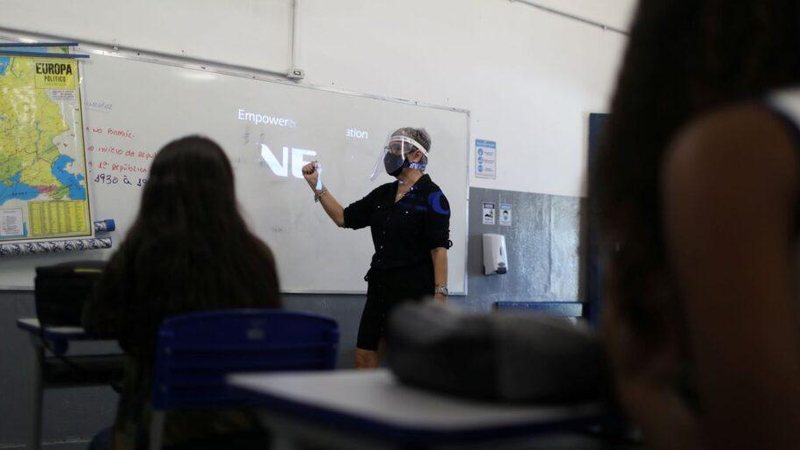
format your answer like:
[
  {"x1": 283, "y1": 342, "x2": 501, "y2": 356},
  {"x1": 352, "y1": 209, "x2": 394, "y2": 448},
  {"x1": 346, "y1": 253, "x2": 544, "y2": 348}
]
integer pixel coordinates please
[{"x1": 475, "y1": 139, "x2": 496, "y2": 179}]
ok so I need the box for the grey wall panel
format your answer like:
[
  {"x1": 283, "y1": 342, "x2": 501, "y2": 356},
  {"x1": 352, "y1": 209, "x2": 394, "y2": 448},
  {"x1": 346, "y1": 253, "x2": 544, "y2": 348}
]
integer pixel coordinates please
[
  {"x1": 465, "y1": 188, "x2": 583, "y2": 311},
  {"x1": 0, "y1": 290, "x2": 118, "y2": 446},
  {"x1": 550, "y1": 194, "x2": 584, "y2": 301},
  {"x1": 282, "y1": 294, "x2": 365, "y2": 369}
]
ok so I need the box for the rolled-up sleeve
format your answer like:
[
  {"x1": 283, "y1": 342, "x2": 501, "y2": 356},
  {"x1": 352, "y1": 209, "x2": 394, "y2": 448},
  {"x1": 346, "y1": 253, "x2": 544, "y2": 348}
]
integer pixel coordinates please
[{"x1": 425, "y1": 190, "x2": 452, "y2": 249}]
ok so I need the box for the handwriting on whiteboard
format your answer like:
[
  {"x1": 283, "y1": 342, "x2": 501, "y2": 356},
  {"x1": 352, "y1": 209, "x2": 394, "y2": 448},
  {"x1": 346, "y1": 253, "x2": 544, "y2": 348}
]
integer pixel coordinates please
[
  {"x1": 93, "y1": 172, "x2": 147, "y2": 188},
  {"x1": 85, "y1": 126, "x2": 152, "y2": 189},
  {"x1": 87, "y1": 145, "x2": 155, "y2": 161},
  {"x1": 85, "y1": 126, "x2": 135, "y2": 139},
  {"x1": 84, "y1": 100, "x2": 113, "y2": 113}
]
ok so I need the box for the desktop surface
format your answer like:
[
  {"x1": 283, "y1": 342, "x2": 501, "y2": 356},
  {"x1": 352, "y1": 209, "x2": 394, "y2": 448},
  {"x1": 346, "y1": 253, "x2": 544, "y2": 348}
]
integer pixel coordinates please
[{"x1": 229, "y1": 369, "x2": 607, "y2": 446}]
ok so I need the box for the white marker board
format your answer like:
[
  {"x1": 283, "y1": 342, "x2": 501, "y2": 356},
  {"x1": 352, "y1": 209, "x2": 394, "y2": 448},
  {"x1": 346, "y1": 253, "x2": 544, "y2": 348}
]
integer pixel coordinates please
[{"x1": 0, "y1": 52, "x2": 469, "y2": 293}]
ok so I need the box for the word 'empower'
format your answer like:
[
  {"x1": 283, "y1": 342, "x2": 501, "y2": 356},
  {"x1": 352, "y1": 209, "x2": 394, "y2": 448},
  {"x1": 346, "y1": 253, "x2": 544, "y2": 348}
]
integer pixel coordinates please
[{"x1": 237, "y1": 109, "x2": 297, "y2": 128}]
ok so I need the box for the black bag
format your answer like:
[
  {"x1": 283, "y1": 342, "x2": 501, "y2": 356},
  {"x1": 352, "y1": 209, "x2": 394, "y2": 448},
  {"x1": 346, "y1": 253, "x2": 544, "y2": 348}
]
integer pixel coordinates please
[
  {"x1": 35, "y1": 260, "x2": 106, "y2": 327},
  {"x1": 386, "y1": 302, "x2": 610, "y2": 403}
]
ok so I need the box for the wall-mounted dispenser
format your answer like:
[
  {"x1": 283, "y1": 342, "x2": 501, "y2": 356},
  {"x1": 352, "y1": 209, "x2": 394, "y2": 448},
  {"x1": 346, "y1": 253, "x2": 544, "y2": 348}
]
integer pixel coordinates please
[{"x1": 482, "y1": 233, "x2": 508, "y2": 275}]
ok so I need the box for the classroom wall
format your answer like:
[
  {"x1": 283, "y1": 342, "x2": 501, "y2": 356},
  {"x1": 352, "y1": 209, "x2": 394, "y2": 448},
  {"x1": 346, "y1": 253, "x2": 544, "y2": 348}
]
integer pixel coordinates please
[
  {"x1": 530, "y1": 0, "x2": 635, "y2": 31},
  {"x1": 297, "y1": 0, "x2": 629, "y2": 196},
  {"x1": 1, "y1": 0, "x2": 631, "y2": 196},
  {"x1": 0, "y1": 0, "x2": 632, "y2": 447}
]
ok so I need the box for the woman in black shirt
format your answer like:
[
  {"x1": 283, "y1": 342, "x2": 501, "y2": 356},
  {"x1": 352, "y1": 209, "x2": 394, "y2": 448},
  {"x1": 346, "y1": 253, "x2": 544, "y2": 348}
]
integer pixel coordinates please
[{"x1": 302, "y1": 127, "x2": 451, "y2": 368}]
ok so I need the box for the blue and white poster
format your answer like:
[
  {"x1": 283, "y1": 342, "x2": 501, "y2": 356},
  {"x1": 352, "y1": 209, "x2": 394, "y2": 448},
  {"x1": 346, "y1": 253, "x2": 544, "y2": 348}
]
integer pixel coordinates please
[
  {"x1": 499, "y1": 203, "x2": 512, "y2": 226},
  {"x1": 475, "y1": 139, "x2": 496, "y2": 179}
]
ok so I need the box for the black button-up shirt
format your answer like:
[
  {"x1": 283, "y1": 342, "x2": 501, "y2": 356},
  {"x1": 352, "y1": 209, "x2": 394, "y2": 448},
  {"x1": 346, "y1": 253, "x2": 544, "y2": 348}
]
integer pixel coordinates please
[{"x1": 343, "y1": 174, "x2": 451, "y2": 271}]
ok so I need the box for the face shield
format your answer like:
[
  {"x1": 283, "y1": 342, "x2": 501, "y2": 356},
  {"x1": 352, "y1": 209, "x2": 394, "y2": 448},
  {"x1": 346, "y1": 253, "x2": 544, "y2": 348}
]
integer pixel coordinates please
[{"x1": 369, "y1": 135, "x2": 429, "y2": 181}]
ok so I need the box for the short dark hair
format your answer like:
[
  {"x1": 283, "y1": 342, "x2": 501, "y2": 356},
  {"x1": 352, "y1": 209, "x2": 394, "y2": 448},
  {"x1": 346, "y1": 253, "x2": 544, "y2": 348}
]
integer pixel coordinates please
[{"x1": 391, "y1": 127, "x2": 431, "y2": 152}]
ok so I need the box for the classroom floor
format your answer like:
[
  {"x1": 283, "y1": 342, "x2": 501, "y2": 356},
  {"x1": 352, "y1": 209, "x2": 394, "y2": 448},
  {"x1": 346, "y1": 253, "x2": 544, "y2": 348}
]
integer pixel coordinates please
[
  {"x1": 34, "y1": 433, "x2": 641, "y2": 450},
  {"x1": 23, "y1": 442, "x2": 88, "y2": 450},
  {"x1": 525, "y1": 432, "x2": 642, "y2": 449}
]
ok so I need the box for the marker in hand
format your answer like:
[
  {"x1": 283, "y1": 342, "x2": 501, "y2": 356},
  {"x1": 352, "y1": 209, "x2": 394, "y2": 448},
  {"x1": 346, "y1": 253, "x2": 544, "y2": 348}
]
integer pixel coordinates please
[
  {"x1": 302, "y1": 160, "x2": 322, "y2": 191},
  {"x1": 314, "y1": 162, "x2": 323, "y2": 191}
]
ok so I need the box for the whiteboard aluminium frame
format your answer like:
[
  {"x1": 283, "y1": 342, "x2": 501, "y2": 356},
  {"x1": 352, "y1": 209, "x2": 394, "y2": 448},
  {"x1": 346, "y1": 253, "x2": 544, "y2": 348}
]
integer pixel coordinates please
[{"x1": 0, "y1": 28, "x2": 472, "y2": 296}]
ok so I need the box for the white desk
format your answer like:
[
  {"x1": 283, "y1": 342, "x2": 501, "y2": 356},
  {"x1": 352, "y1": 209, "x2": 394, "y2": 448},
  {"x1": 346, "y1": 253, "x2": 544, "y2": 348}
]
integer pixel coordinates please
[
  {"x1": 16, "y1": 318, "x2": 123, "y2": 450},
  {"x1": 229, "y1": 369, "x2": 609, "y2": 450}
]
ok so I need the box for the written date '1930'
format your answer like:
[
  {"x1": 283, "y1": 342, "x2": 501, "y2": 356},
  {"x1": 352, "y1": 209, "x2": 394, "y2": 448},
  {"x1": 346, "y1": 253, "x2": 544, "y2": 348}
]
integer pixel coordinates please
[{"x1": 93, "y1": 173, "x2": 147, "y2": 188}]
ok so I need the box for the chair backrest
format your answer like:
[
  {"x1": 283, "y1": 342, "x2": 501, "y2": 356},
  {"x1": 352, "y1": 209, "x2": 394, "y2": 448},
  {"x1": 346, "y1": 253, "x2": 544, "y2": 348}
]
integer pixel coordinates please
[
  {"x1": 493, "y1": 301, "x2": 584, "y2": 319},
  {"x1": 35, "y1": 260, "x2": 106, "y2": 327},
  {"x1": 152, "y1": 309, "x2": 339, "y2": 411}
]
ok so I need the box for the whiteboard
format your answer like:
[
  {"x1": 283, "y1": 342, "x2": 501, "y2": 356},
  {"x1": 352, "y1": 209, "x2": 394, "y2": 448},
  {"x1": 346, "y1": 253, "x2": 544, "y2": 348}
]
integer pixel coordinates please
[{"x1": 0, "y1": 52, "x2": 469, "y2": 293}]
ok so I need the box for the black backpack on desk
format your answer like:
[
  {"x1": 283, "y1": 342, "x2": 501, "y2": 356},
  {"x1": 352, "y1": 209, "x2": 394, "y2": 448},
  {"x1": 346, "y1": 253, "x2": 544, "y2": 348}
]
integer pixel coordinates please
[
  {"x1": 386, "y1": 302, "x2": 611, "y2": 403},
  {"x1": 35, "y1": 260, "x2": 106, "y2": 327}
]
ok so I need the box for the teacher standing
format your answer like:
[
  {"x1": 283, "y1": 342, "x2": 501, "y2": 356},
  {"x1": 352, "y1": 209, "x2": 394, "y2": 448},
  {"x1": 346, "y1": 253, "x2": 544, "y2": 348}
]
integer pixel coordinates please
[{"x1": 302, "y1": 127, "x2": 451, "y2": 369}]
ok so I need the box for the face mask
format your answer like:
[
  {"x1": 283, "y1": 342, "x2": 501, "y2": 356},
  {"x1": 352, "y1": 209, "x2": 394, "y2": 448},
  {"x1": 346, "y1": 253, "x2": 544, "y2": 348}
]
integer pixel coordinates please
[
  {"x1": 384, "y1": 152, "x2": 409, "y2": 177},
  {"x1": 370, "y1": 135, "x2": 430, "y2": 181}
]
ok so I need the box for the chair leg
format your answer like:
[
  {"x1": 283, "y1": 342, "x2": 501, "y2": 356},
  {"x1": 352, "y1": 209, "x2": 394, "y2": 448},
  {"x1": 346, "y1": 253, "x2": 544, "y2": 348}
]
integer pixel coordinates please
[
  {"x1": 149, "y1": 411, "x2": 165, "y2": 450},
  {"x1": 30, "y1": 344, "x2": 44, "y2": 450}
]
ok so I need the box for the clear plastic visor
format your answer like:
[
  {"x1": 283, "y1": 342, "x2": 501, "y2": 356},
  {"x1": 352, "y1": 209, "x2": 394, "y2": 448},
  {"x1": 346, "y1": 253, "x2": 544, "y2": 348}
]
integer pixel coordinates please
[{"x1": 369, "y1": 135, "x2": 429, "y2": 180}]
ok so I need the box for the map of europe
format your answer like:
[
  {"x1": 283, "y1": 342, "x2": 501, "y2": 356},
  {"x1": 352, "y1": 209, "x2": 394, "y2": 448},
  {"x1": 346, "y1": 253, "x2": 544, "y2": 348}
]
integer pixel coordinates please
[{"x1": 0, "y1": 54, "x2": 91, "y2": 241}]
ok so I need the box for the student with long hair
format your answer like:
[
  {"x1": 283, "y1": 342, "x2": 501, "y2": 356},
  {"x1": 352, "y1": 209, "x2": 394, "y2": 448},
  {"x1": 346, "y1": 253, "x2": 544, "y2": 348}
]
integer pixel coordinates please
[
  {"x1": 84, "y1": 136, "x2": 281, "y2": 450},
  {"x1": 594, "y1": 1, "x2": 800, "y2": 449}
]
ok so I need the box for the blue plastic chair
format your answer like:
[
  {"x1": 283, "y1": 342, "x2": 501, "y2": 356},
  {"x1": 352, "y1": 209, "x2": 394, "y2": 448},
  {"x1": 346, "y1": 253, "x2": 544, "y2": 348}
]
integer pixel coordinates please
[{"x1": 148, "y1": 309, "x2": 339, "y2": 449}]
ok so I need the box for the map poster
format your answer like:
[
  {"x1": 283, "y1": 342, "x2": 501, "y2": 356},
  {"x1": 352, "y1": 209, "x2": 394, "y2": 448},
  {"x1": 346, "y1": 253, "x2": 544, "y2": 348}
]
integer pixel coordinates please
[{"x1": 0, "y1": 54, "x2": 91, "y2": 241}]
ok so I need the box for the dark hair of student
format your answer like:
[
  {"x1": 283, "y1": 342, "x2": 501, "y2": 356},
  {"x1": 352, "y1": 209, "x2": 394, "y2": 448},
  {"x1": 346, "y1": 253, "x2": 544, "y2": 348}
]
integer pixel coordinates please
[
  {"x1": 101, "y1": 135, "x2": 281, "y2": 354},
  {"x1": 592, "y1": 0, "x2": 800, "y2": 345}
]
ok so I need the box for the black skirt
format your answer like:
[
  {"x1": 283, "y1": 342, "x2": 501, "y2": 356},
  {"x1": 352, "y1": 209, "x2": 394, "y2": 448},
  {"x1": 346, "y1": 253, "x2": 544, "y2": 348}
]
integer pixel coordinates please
[{"x1": 356, "y1": 262, "x2": 434, "y2": 351}]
